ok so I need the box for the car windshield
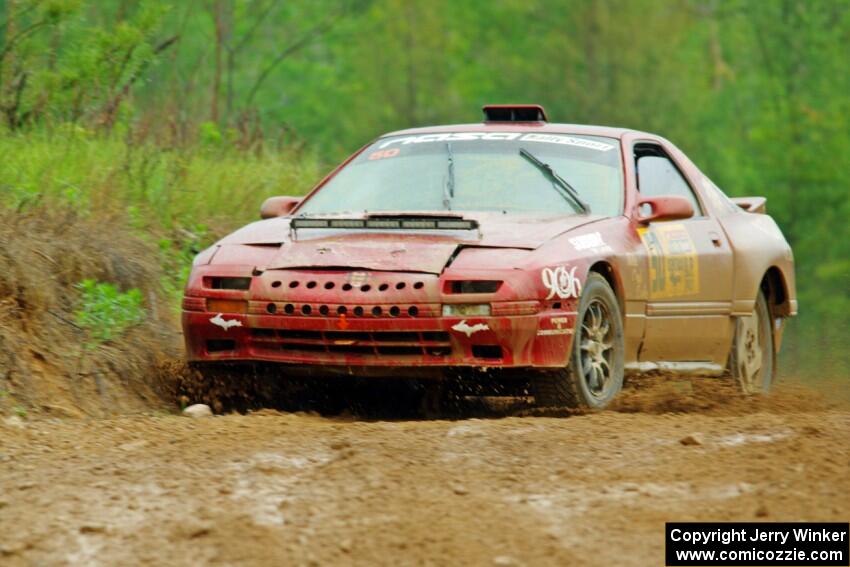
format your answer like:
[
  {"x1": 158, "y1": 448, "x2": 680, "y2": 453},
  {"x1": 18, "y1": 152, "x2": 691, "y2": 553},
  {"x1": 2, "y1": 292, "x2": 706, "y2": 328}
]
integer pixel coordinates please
[{"x1": 297, "y1": 132, "x2": 624, "y2": 217}]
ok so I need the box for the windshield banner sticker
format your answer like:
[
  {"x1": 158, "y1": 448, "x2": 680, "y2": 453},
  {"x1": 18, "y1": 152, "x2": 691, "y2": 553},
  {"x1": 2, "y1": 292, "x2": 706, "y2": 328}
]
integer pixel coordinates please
[
  {"x1": 378, "y1": 132, "x2": 615, "y2": 152},
  {"x1": 638, "y1": 223, "x2": 700, "y2": 299},
  {"x1": 541, "y1": 266, "x2": 582, "y2": 299}
]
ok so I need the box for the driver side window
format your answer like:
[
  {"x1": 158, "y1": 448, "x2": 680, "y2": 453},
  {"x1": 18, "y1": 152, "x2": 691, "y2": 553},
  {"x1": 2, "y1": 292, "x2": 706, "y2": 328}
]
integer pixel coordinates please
[{"x1": 635, "y1": 144, "x2": 703, "y2": 216}]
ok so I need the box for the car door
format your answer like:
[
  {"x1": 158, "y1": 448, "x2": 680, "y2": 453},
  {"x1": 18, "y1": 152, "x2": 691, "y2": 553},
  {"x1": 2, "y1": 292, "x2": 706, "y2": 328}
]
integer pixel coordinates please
[{"x1": 632, "y1": 140, "x2": 735, "y2": 365}]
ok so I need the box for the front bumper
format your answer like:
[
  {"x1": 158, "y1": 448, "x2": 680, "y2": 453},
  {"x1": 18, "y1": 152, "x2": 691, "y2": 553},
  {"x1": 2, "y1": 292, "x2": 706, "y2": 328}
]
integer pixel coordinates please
[
  {"x1": 182, "y1": 267, "x2": 577, "y2": 370},
  {"x1": 183, "y1": 307, "x2": 576, "y2": 369}
]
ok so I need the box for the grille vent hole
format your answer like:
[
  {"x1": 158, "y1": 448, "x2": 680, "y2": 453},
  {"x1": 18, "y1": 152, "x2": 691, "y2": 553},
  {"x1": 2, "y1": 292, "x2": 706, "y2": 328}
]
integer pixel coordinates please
[
  {"x1": 207, "y1": 339, "x2": 235, "y2": 352},
  {"x1": 207, "y1": 277, "x2": 251, "y2": 290},
  {"x1": 472, "y1": 345, "x2": 503, "y2": 359}
]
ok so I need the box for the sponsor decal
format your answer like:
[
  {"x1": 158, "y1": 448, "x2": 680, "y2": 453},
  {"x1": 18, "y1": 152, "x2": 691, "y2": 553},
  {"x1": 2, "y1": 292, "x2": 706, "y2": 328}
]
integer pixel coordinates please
[
  {"x1": 451, "y1": 320, "x2": 490, "y2": 337},
  {"x1": 518, "y1": 133, "x2": 615, "y2": 152},
  {"x1": 210, "y1": 313, "x2": 242, "y2": 331},
  {"x1": 537, "y1": 316, "x2": 574, "y2": 336},
  {"x1": 638, "y1": 223, "x2": 700, "y2": 299},
  {"x1": 568, "y1": 231, "x2": 613, "y2": 253},
  {"x1": 537, "y1": 328, "x2": 574, "y2": 336},
  {"x1": 624, "y1": 252, "x2": 648, "y2": 295},
  {"x1": 377, "y1": 132, "x2": 615, "y2": 152},
  {"x1": 541, "y1": 266, "x2": 582, "y2": 300},
  {"x1": 368, "y1": 148, "x2": 400, "y2": 160}
]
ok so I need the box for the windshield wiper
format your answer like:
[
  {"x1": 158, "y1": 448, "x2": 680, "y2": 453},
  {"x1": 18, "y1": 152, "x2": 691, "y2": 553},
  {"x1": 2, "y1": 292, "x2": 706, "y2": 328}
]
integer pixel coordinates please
[
  {"x1": 519, "y1": 148, "x2": 589, "y2": 214},
  {"x1": 443, "y1": 142, "x2": 455, "y2": 210}
]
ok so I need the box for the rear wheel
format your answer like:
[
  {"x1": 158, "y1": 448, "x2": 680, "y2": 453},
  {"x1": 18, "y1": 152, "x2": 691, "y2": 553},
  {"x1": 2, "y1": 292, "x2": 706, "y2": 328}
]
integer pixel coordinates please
[
  {"x1": 730, "y1": 289, "x2": 774, "y2": 394},
  {"x1": 532, "y1": 273, "x2": 624, "y2": 408}
]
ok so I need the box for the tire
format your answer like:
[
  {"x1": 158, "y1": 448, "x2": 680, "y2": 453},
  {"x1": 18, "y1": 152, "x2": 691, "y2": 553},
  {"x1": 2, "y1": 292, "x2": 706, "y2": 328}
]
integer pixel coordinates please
[
  {"x1": 730, "y1": 289, "x2": 775, "y2": 394},
  {"x1": 532, "y1": 273, "x2": 625, "y2": 409}
]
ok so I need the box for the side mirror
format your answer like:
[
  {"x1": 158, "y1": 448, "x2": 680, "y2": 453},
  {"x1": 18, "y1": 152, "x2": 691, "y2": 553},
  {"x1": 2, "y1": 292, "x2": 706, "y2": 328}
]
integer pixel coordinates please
[
  {"x1": 260, "y1": 196, "x2": 302, "y2": 219},
  {"x1": 636, "y1": 195, "x2": 694, "y2": 224}
]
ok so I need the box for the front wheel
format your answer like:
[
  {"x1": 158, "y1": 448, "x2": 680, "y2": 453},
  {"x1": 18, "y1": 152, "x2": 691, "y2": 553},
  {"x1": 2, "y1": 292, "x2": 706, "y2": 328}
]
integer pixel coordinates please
[
  {"x1": 532, "y1": 273, "x2": 625, "y2": 408},
  {"x1": 730, "y1": 289, "x2": 775, "y2": 394}
]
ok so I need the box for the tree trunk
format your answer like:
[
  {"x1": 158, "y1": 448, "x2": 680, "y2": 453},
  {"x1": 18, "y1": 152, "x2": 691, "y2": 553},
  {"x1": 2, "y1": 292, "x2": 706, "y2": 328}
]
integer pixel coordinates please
[{"x1": 211, "y1": 0, "x2": 224, "y2": 123}]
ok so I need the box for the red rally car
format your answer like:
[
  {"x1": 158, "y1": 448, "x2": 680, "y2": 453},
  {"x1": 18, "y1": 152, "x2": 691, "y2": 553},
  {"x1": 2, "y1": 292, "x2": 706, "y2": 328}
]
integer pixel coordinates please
[{"x1": 182, "y1": 104, "x2": 797, "y2": 408}]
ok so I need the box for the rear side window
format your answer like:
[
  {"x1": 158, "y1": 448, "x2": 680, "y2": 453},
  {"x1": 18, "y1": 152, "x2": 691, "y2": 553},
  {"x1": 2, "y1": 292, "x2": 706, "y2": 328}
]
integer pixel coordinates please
[
  {"x1": 701, "y1": 175, "x2": 740, "y2": 214},
  {"x1": 635, "y1": 145, "x2": 703, "y2": 216}
]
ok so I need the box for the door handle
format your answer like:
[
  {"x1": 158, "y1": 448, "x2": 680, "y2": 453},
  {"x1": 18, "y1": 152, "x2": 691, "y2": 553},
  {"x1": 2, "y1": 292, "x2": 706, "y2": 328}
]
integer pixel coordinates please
[{"x1": 708, "y1": 231, "x2": 723, "y2": 247}]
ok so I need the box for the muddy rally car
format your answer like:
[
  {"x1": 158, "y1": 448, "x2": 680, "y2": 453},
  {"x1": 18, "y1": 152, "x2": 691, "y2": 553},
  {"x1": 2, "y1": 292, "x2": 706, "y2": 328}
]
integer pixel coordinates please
[{"x1": 182, "y1": 104, "x2": 797, "y2": 408}]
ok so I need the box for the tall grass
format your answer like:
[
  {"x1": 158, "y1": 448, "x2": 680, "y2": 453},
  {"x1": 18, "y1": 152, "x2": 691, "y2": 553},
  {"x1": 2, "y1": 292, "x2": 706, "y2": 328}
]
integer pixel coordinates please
[{"x1": 1, "y1": 126, "x2": 323, "y2": 235}]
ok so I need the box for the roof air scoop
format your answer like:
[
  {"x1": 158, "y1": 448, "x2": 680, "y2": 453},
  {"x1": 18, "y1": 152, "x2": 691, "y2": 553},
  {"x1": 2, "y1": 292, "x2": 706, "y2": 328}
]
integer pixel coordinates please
[{"x1": 482, "y1": 104, "x2": 548, "y2": 123}]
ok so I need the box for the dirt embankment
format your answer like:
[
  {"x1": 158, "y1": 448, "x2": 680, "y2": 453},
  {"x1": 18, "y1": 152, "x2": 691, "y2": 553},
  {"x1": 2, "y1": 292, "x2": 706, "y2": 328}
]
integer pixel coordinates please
[{"x1": 0, "y1": 208, "x2": 178, "y2": 417}]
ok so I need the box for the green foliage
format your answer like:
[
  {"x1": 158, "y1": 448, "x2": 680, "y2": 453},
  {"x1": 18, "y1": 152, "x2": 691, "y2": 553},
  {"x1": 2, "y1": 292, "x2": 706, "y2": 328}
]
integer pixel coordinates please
[
  {"x1": 74, "y1": 279, "x2": 145, "y2": 345},
  {"x1": 0, "y1": 0, "x2": 169, "y2": 128}
]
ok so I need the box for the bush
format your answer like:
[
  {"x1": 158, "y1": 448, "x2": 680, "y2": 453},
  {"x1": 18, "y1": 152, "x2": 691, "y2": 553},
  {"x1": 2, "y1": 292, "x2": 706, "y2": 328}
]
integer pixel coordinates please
[{"x1": 74, "y1": 279, "x2": 146, "y2": 345}]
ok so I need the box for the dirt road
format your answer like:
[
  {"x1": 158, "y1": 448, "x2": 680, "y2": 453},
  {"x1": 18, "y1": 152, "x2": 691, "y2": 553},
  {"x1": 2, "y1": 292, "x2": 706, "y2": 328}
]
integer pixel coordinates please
[{"x1": 1, "y1": 377, "x2": 848, "y2": 566}]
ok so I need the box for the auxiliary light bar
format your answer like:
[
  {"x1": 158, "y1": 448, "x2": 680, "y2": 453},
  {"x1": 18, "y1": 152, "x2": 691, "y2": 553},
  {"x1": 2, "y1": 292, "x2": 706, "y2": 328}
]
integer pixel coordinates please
[{"x1": 291, "y1": 218, "x2": 479, "y2": 230}]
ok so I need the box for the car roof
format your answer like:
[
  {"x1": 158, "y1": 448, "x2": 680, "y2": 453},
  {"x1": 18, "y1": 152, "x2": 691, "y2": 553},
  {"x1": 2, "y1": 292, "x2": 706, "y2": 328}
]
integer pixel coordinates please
[{"x1": 381, "y1": 122, "x2": 647, "y2": 140}]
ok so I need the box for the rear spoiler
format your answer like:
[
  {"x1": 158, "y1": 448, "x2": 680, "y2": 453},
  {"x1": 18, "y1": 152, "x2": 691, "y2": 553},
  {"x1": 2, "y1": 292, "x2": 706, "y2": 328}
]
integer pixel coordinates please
[
  {"x1": 731, "y1": 196, "x2": 767, "y2": 214},
  {"x1": 290, "y1": 217, "x2": 479, "y2": 230}
]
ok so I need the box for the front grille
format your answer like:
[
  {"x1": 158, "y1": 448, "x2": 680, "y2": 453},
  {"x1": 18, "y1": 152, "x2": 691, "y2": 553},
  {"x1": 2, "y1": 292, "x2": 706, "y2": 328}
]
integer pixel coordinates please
[
  {"x1": 248, "y1": 301, "x2": 441, "y2": 318},
  {"x1": 249, "y1": 328, "x2": 452, "y2": 358}
]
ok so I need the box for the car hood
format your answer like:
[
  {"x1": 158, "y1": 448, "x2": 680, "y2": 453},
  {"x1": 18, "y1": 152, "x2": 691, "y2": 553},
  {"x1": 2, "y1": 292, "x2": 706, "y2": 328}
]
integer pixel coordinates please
[{"x1": 219, "y1": 212, "x2": 604, "y2": 274}]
